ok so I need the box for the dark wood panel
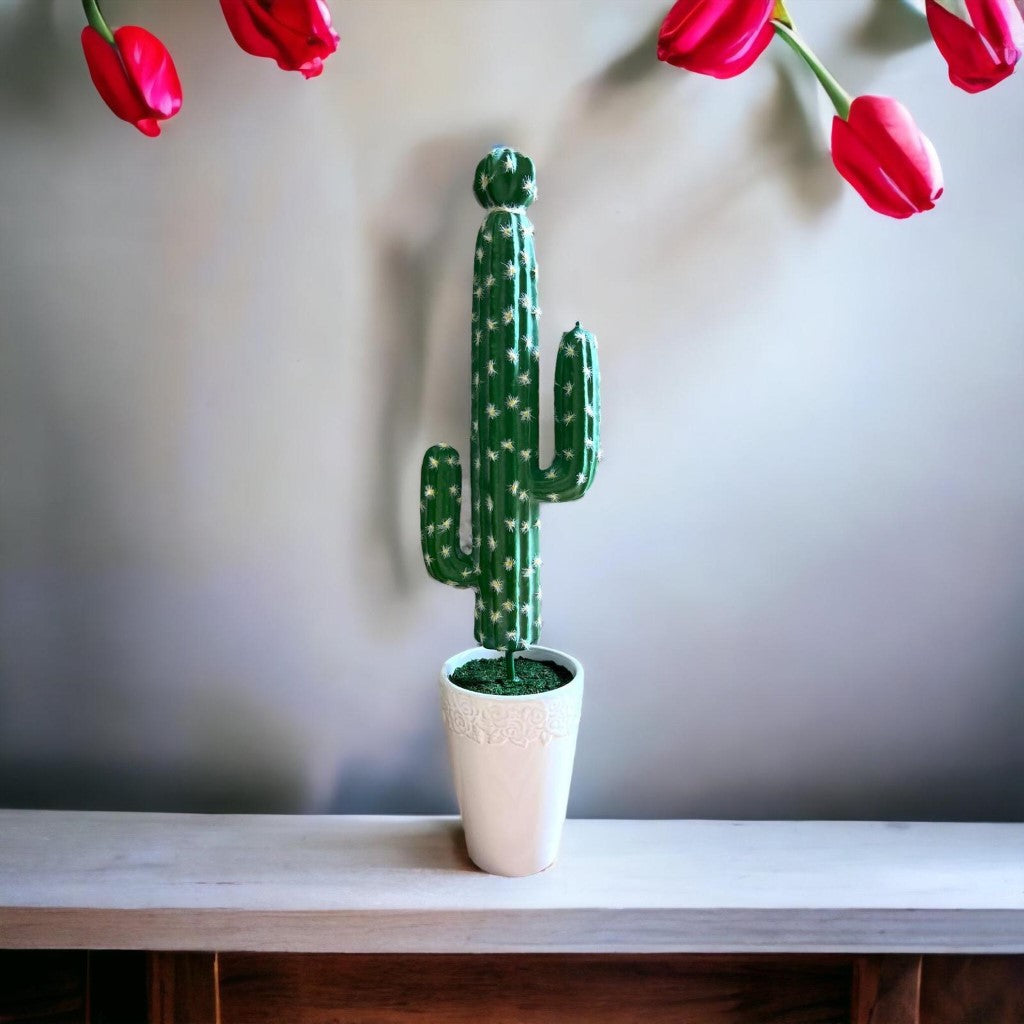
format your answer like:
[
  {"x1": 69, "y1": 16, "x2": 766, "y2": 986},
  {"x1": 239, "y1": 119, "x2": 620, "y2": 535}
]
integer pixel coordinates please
[
  {"x1": 5, "y1": 950, "x2": 1021, "y2": 1024},
  {"x1": 0, "y1": 951, "x2": 87, "y2": 1024},
  {"x1": 147, "y1": 953, "x2": 218, "y2": 1024},
  {"x1": 920, "y1": 956, "x2": 1024, "y2": 1024},
  {"x1": 218, "y1": 953, "x2": 852, "y2": 1024},
  {"x1": 86, "y1": 952, "x2": 148, "y2": 1024},
  {"x1": 852, "y1": 956, "x2": 921, "y2": 1024}
]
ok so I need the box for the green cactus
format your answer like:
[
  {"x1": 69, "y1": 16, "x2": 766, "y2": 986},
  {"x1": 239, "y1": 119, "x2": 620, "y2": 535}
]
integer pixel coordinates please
[{"x1": 420, "y1": 147, "x2": 601, "y2": 681}]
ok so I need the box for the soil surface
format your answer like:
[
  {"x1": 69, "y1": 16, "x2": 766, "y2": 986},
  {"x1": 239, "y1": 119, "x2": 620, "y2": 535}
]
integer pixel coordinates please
[{"x1": 449, "y1": 657, "x2": 573, "y2": 696}]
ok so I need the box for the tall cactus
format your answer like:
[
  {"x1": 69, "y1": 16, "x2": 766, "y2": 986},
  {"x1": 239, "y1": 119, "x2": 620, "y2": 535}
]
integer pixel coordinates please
[{"x1": 420, "y1": 147, "x2": 601, "y2": 678}]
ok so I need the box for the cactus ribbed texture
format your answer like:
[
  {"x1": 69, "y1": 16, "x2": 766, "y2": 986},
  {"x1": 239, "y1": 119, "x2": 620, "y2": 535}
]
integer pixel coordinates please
[{"x1": 420, "y1": 148, "x2": 601, "y2": 667}]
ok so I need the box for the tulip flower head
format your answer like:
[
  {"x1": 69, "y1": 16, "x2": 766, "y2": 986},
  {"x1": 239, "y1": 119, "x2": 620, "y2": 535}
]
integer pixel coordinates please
[
  {"x1": 925, "y1": 0, "x2": 1024, "y2": 92},
  {"x1": 80, "y1": 24, "x2": 182, "y2": 137},
  {"x1": 220, "y1": 0, "x2": 340, "y2": 78},
  {"x1": 657, "y1": 0, "x2": 776, "y2": 79},
  {"x1": 831, "y1": 96, "x2": 944, "y2": 219}
]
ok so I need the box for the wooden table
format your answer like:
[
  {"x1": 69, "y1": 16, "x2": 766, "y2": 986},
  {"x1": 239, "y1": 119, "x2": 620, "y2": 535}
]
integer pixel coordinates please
[{"x1": 1, "y1": 812, "x2": 1021, "y2": 1022}]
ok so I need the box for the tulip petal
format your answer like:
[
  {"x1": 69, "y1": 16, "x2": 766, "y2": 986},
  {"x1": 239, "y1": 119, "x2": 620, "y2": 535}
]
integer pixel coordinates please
[
  {"x1": 926, "y1": 0, "x2": 1020, "y2": 91},
  {"x1": 853, "y1": 96, "x2": 942, "y2": 209},
  {"x1": 219, "y1": 0, "x2": 284, "y2": 61},
  {"x1": 81, "y1": 26, "x2": 150, "y2": 127},
  {"x1": 831, "y1": 97, "x2": 943, "y2": 219},
  {"x1": 220, "y1": 0, "x2": 338, "y2": 74},
  {"x1": 927, "y1": 0, "x2": 1001, "y2": 90},
  {"x1": 81, "y1": 25, "x2": 181, "y2": 135},
  {"x1": 966, "y1": 0, "x2": 1024, "y2": 62},
  {"x1": 693, "y1": 0, "x2": 775, "y2": 67},
  {"x1": 657, "y1": 0, "x2": 774, "y2": 78},
  {"x1": 297, "y1": 57, "x2": 325, "y2": 78},
  {"x1": 832, "y1": 117, "x2": 915, "y2": 218},
  {"x1": 114, "y1": 26, "x2": 182, "y2": 119},
  {"x1": 658, "y1": 0, "x2": 726, "y2": 60},
  {"x1": 260, "y1": 0, "x2": 339, "y2": 47},
  {"x1": 704, "y1": 19, "x2": 775, "y2": 78}
]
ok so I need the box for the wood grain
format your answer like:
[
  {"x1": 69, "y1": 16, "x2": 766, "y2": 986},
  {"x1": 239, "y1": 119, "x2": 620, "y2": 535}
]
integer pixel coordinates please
[
  {"x1": 852, "y1": 956, "x2": 921, "y2": 1024},
  {"x1": 147, "y1": 953, "x2": 219, "y2": 1024},
  {"x1": 218, "y1": 953, "x2": 853, "y2": 1024},
  {"x1": 3, "y1": 812, "x2": 1023, "y2": 953},
  {"x1": 3, "y1": 951, "x2": 1022, "y2": 1024},
  {"x1": 920, "y1": 956, "x2": 1024, "y2": 1024}
]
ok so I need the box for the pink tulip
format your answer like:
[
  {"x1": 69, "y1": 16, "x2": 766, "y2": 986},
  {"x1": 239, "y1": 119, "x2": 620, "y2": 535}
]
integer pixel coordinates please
[
  {"x1": 81, "y1": 24, "x2": 182, "y2": 137},
  {"x1": 926, "y1": 0, "x2": 1024, "y2": 92},
  {"x1": 657, "y1": 0, "x2": 775, "y2": 79},
  {"x1": 220, "y1": 0, "x2": 339, "y2": 78},
  {"x1": 831, "y1": 96, "x2": 943, "y2": 219}
]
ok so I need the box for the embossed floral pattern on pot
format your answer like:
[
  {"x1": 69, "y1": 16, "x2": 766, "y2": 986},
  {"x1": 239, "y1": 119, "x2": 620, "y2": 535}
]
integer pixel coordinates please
[{"x1": 440, "y1": 685, "x2": 581, "y2": 747}]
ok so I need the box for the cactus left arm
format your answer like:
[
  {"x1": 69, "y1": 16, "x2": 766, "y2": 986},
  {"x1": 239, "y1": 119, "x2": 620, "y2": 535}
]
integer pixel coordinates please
[
  {"x1": 529, "y1": 324, "x2": 601, "y2": 502},
  {"x1": 420, "y1": 444, "x2": 477, "y2": 587}
]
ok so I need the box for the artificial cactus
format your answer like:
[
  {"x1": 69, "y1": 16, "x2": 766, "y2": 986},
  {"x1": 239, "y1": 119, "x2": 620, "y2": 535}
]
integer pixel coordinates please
[{"x1": 420, "y1": 147, "x2": 601, "y2": 680}]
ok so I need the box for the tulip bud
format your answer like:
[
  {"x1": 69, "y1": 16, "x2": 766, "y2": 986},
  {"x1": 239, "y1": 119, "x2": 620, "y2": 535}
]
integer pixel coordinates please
[
  {"x1": 831, "y1": 96, "x2": 943, "y2": 219},
  {"x1": 220, "y1": 0, "x2": 340, "y2": 79},
  {"x1": 657, "y1": 0, "x2": 776, "y2": 79},
  {"x1": 81, "y1": 25, "x2": 182, "y2": 137},
  {"x1": 925, "y1": 0, "x2": 1024, "y2": 93}
]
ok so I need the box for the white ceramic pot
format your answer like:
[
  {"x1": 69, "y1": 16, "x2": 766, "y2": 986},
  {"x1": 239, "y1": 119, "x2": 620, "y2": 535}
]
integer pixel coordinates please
[{"x1": 439, "y1": 645, "x2": 584, "y2": 877}]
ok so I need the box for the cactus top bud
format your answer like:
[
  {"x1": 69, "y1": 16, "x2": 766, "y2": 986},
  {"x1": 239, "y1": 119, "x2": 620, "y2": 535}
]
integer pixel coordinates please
[{"x1": 473, "y1": 147, "x2": 537, "y2": 210}]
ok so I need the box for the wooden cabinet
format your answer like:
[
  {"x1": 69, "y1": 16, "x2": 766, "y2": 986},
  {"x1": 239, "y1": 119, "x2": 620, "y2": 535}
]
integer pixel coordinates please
[
  {"x1": 2, "y1": 813, "x2": 1021, "y2": 1023},
  {"x1": 2, "y1": 951, "x2": 1022, "y2": 1023}
]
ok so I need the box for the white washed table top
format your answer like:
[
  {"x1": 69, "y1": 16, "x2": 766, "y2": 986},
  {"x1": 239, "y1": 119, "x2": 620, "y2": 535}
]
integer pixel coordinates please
[{"x1": 0, "y1": 811, "x2": 1021, "y2": 953}]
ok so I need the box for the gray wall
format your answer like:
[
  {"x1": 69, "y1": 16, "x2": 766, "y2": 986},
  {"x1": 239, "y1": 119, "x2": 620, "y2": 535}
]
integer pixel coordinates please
[{"x1": 1, "y1": 0, "x2": 1021, "y2": 820}]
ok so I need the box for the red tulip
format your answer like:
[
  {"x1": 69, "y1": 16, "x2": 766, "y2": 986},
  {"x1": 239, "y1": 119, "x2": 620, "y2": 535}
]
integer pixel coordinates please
[
  {"x1": 81, "y1": 25, "x2": 182, "y2": 137},
  {"x1": 220, "y1": 0, "x2": 339, "y2": 79},
  {"x1": 925, "y1": 0, "x2": 1023, "y2": 93},
  {"x1": 657, "y1": 0, "x2": 775, "y2": 79},
  {"x1": 831, "y1": 96, "x2": 943, "y2": 219}
]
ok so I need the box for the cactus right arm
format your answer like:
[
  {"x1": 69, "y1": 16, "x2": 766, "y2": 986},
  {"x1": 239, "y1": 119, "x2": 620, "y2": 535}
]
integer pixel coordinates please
[
  {"x1": 420, "y1": 444, "x2": 477, "y2": 588},
  {"x1": 529, "y1": 325, "x2": 601, "y2": 502}
]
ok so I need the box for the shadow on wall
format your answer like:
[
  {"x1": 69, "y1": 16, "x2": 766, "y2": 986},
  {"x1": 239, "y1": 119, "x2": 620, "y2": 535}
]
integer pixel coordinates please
[
  {"x1": 0, "y1": 684, "x2": 308, "y2": 812},
  {"x1": 756, "y1": 59, "x2": 844, "y2": 220},
  {"x1": 578, "y1": 12, "x2": 666, "y2": 126},
  {"x1": 358, "y1": 4, "x2": 859, "y2": 614},
  {"x1": 0, "y1": 0, "x2": 107, "y2": 138},
  {"x1": 325, "y1": 696, "x2": 456, "y2": 815},
  {"x1": 588, "y1": 15, "x2": 663, "y2": 96},
  {"x1": 573, "y1": 3, "x2": 930, "y2": 229},
  {"x1": 0, "y1": 750, "x2": 306, "y2": 813},
  {"x1": 598, "y1": 656, "x2": 1024, "y2": 822},
  {"x1": 0, "y1": 307, "x2": 129, "y2": 812},
  {"x1": 0, "y1": 255, "x2": 310, "y2": 817},
  {"x1": 851, "y1": 0, "x2": 934, "y2": 54},
  {"x1": 540, "y1": 8, "x2": 842, "y2": 316},
  {"x1": 664, "y1": 754, "x2": 1024, "y2": 823},
  {"x1": 0, "y1": 1, "x2": 70, "y2": 115},
  {"x1": 362, "y1": 131, "x2": 507, "y2": 599}
]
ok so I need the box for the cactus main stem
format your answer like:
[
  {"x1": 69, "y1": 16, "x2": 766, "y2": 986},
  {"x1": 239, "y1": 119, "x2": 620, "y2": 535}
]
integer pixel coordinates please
[
  {"x1": 420, "y1": 147, "x2": 602, "y2": 658},
  {"x1": 505, "y1": 649, "x2": 517, "y2": 683},
  {"x1": 469, "y1": 201, "x2": 542, "y2": 651}
]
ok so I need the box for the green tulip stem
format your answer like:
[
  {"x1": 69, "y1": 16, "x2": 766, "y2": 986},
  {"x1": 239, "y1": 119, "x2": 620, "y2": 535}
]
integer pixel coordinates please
[
  {"x1": 82, "y1": 0, "x2": 115, "y2": 46},
  {"x1": 772, "y1": 20, "x2": 852, "y2": 121}
]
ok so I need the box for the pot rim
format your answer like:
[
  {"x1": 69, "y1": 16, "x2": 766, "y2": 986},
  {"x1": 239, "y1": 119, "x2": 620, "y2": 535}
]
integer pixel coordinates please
[{"x1": 440, "y1": 644, "x2": 583, "y2": 702}]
